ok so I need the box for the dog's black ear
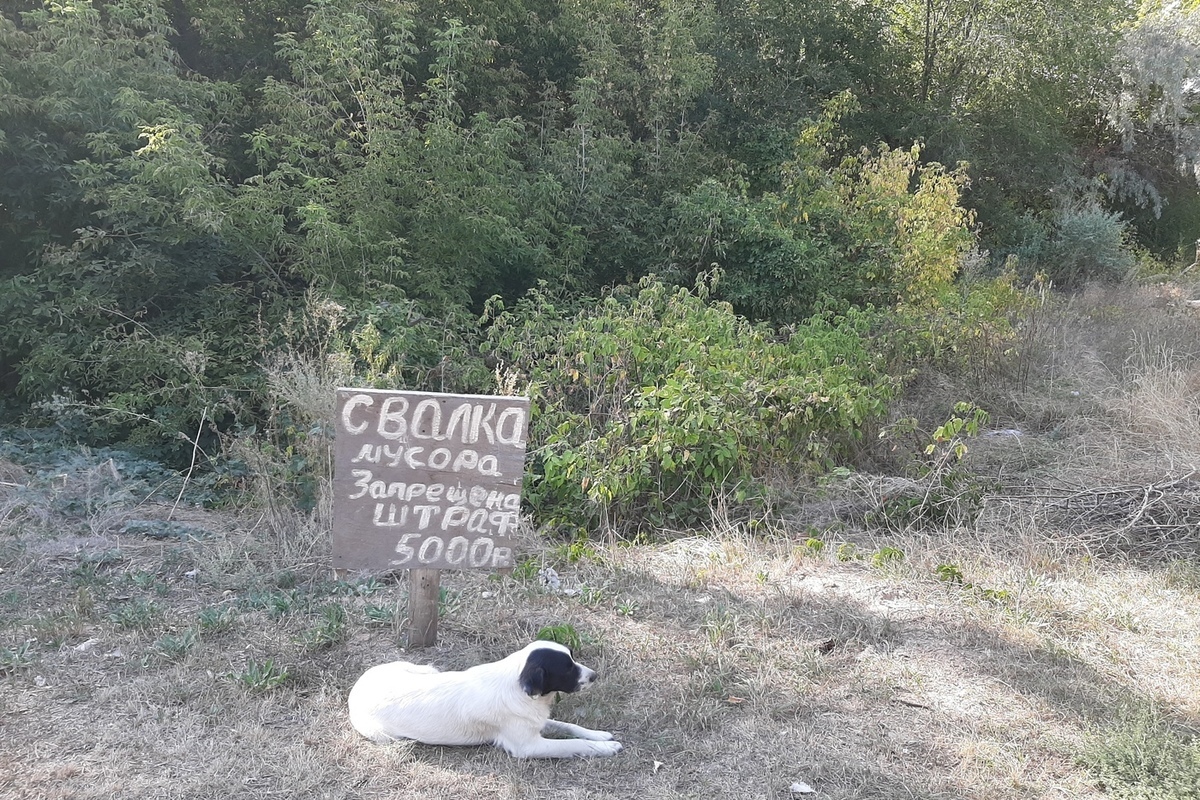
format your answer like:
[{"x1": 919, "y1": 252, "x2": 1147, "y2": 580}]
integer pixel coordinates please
[{"x1": 519, "y1": 661, "x2": 545, "y2": 696}]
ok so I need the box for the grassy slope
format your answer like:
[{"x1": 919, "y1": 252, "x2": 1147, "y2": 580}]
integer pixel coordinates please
[{"x1": 2, "y1": 282, "x2": 1200, "y2": 800}]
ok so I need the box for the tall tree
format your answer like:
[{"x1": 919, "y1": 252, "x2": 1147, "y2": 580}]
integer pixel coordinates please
[
  {"x1": 1101, "y1": 0, "x2": 1200, "y2": 256},
  {"x1": 881, "y1": 0, "x2": 1137, "y2": 253},
  {"x1": 0, "y1": 0, "x2": 248, "y2": 426},
  {"x1": 706, "y1": 0, "x2": 896, "y2": 189}
]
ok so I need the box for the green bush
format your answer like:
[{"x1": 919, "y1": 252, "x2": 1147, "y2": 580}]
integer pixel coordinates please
[
  {"x1": 487, "y1": 275, "x2": 897, "y2": 530},
  {"x1": 869, "y1": 404, "x2": 992, "y2": 530},
  {"x1": 663, "y1": 178, "x2": 839, "y2": 324},
  {"x1": 665, "y1": 93, "x2": 977, "y2": 325},
  {"x1": 535, "y1": 623, "x2": 582, "y2": 652},
  {"x1": 1082, "y1": 708, "x2": 1200, "y2": 800},
  {"x1": 876, "y1": 267, "x2": 1038, "y2": 389},
  {"x1": 1044, "y1": 204, "x2": 1138, "y2": 289}
]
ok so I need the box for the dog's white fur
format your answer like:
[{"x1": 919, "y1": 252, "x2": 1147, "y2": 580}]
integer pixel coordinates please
[{"x1": 347, "y1": 640, "x2": 622, "y2": 758}]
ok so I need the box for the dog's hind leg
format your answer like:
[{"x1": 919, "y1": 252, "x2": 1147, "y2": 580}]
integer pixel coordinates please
[{"x1": 541, "y1": 719, "x2": 615, "y2": 742}]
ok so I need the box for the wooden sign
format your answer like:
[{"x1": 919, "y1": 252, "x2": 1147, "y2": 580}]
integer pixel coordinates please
[{"x1": 332, "y1": 389, "x2": 529, "y2": 572}]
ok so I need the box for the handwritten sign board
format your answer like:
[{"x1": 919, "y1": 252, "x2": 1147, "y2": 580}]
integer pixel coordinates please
[{"x1": 332, "y1": 389, "x2": 529, "y2": 572}]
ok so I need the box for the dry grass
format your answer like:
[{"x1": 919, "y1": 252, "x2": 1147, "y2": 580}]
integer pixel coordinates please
[
  {"x1": 3, "y1": 480, "x2": 1200, "y2": 799},
  {"x1": 4, "y1": 280, "x2": 1200, "y2": 799},
  {"x1": 971, "y1": 280, "x2": 1200, "y2": 558}
]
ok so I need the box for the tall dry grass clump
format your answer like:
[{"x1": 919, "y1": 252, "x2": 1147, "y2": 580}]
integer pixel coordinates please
[
  {"x1": 798, "y1": 276, "x2": 1200, "y2": 560},
  {"x1": 221, "y1": 297, "x2": 353, "y2": 572},
  {"x1": 970, "y1": 280, "x2": 1200, "y2": 556},
  {"x1": 1120, "y1": 337, "x2": 1200, "y2": 457},
  {"x1": 1060, "y1": 282, "x2": 1200, "y2": 476}
]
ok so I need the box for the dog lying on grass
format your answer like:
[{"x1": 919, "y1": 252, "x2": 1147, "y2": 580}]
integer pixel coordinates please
[{"x1": 348, "y1": 640, "x2": 623, "y2": 758}]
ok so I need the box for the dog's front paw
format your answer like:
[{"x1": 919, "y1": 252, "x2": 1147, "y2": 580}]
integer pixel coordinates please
[
  {"x1": 588, "y1": 729, "x2": 615, "y2": 741},
  {"x1": 590, "y1": 740, "x2": 622, "y2": 757}
]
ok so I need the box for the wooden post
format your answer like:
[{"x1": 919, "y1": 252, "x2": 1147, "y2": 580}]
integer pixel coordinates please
[{"x1": 408, "y1": 568, "x2": 441, "y2": 647}]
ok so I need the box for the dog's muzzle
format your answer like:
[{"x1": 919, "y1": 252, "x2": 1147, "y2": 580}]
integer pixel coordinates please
[{"x1": 577, "y1": 665, "x2": 598, "y2": 690}]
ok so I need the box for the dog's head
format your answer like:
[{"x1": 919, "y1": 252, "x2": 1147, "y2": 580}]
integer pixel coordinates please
[{"x1": 517, "y1": 640, "x2": 597, "y2": 697}]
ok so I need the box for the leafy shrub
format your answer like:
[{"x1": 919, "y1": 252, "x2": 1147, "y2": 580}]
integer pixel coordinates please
[
  {"x1": 233, "y1": 659, "x2": 290, "y2": 692},
  {"x1": 935, "y1": 563, "x2": 965, "y2": 585},
  {"x1": 302, "y1": 603, "x2": 347, "y2": 650},
  {"x1": 1082, "y1": 708, "x2": 1200, "y2": 800},
  {"x1": 886, "y1": 267, "x2": 1033, "y2": 371},
  {"x1": 486, "y1": 275, "x2": 897, "y2": 530},
  {"x1": 868, "y1": 404, "x2": 991, "y2": 530},
  {"x1": 666, "y1": 94, "x2": 978, "y2": 325},
  {"x1": 1043, "y1": 204, "x2": 1137, "y2": 289},
  {"x1": 343, "y1": 300, "x2": 492, "y2": 393},
  {"x1": 800, "y1": 537, "x2": 825, "y2": 556},
  {"x1": 870, "y1": 546, "x2": 905, "y2": 568},
  {"x1": 663, "y1": 178, "x2": 839, "y2": 324},
  {"x1": 934, "y1": 562, "x2": 1010, "y2": 601},
  {"x1": 536, "y1": 623, "x2": 582, "y2": 652}
]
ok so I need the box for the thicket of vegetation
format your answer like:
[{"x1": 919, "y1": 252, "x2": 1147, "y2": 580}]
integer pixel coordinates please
[{"x1": 1, "y1": 0, "x2": 1197, "y2": 527}]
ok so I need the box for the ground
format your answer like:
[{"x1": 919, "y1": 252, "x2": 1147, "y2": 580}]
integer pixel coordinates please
[
  {"x1": 3, "y1": 283, "x2": 1200, "y2": 799},
  {"x1": 2, "y1": 468, "x2": 1198, "y2": 799}
]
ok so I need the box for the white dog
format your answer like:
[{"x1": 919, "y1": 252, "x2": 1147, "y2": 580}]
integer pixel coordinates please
[{"x1": 347, "y1": 640, "x2": 623, "y2": 758}]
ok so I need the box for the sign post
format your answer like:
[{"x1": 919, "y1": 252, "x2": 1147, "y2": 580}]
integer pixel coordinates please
[
  {"x1": 332, "y1": 389, "x2": 529, "y2": 647},
  {"x1": 407, "y1": 568, "x2": 441, "y2": 647}
]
